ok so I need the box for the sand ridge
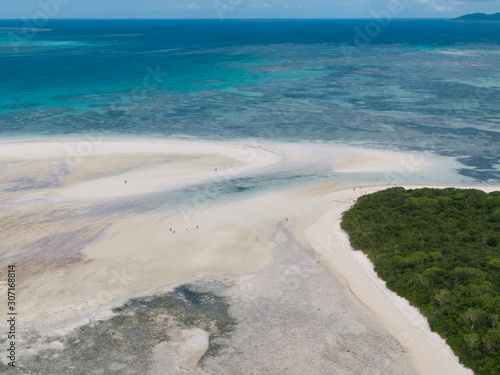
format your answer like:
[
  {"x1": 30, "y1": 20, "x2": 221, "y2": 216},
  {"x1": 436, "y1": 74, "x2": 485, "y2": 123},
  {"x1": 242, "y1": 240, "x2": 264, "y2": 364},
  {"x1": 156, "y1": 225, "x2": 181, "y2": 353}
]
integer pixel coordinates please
[{"x1": 0, "y1": 139, "x2": 283, "y2": 199}]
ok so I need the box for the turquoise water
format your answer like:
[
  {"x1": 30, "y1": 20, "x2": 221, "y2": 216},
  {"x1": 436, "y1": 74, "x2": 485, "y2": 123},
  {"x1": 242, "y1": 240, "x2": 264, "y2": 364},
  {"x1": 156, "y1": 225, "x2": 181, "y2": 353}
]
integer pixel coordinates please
[{"x1": 1, "y1": 19, "x2": 500, "y2": 181}]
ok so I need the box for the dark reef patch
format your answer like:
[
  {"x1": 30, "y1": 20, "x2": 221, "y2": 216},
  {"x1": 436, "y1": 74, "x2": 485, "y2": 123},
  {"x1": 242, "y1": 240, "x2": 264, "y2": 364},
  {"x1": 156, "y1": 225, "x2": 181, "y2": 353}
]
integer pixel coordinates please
[{"x1": 6, "y1": 285, "x2": 235, "y2": 374}]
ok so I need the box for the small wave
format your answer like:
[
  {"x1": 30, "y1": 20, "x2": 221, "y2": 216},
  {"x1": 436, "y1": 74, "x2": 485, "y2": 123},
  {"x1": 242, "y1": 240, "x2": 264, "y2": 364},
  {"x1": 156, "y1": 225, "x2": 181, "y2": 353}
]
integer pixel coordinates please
[
  {"x1": 0, "y1": 27, "x2": 51, "y2": 32},
  {"x1": 104, "y1": 34, "x2": 142, "y2": 37}
]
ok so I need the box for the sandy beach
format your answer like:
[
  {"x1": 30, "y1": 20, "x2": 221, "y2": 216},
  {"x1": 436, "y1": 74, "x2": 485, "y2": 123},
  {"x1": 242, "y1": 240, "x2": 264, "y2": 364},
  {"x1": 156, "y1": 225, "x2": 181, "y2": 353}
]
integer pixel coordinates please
[
  {"x1": 304, "y1": 185, "x2": 499, "y2": 375},
  {"x1": 0, "y1": 138, "x2": 492, "y2": 374}
]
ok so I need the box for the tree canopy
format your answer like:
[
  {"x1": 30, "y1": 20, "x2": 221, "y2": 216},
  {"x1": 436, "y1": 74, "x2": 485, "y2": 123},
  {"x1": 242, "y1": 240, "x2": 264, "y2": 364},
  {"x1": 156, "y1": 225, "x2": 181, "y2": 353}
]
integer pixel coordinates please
[{"x1": 341, "y1": 187, "x2": 500, "y2": 375}]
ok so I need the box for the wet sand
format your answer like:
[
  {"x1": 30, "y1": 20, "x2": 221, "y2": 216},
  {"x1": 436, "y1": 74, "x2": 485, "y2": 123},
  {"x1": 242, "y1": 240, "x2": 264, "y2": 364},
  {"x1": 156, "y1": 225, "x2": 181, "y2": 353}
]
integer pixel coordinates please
[{"x1": 0, "y1": 138, "x2": 487, "y2": 374}]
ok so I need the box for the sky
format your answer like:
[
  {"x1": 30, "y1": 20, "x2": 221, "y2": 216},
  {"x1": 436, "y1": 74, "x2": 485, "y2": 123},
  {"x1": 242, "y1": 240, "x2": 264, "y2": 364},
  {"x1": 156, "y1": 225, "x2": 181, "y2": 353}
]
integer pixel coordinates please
[{"x1": 1, "y1": 0, "x2": 499, "y2": 19}]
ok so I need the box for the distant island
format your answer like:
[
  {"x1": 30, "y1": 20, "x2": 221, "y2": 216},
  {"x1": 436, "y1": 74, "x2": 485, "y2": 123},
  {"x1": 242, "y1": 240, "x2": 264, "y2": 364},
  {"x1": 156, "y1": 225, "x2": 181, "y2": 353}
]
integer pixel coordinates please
[{"x1": 453, "y1": 12, "x2": 500, "y2": 21}]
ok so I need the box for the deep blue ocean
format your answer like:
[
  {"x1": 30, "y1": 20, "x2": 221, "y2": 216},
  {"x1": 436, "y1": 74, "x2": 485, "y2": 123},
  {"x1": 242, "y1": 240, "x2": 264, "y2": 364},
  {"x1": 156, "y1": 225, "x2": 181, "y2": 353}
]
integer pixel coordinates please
[{"x1": 1, "y1": 19, "x2": 500, "y2": 181}]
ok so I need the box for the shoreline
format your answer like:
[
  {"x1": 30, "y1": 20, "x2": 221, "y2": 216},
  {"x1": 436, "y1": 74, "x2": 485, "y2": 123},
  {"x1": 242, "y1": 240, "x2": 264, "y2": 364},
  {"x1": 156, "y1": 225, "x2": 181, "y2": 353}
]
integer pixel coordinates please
[
  {"x1": 0, "y1": 138, "x2": 496, "y2": 373},
  {"x1": 305, "y1": 184, "x2": 500, "y2": 375}
]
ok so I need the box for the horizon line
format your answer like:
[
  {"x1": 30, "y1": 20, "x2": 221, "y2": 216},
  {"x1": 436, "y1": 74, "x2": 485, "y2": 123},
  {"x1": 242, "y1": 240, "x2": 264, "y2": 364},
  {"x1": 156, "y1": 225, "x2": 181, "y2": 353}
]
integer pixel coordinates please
[{"x1": 0, "y1": 17, "x2": 458, "y2": 21}]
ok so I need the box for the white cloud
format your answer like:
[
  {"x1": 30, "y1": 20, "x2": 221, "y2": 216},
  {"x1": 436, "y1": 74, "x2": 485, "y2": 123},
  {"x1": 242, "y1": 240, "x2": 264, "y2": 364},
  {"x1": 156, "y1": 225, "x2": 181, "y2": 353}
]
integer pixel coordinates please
[
  {"x1": 434, "y1": 4, "x2": 454, "y2": 10},
  {"x1": 251, "y1": 3, "x2": 272, "y2": 8},
  {"x1": 411, "y1": 0, "x2": 455, "y2": 11},
  {"x1": 183, "y1": 3, "x2": 202, "y2": 10}
]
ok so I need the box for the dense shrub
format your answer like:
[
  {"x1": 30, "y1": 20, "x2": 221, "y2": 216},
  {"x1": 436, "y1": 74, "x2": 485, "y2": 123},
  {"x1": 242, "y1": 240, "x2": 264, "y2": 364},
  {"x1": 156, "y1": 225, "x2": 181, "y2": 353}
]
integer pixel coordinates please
[{"x1": 341, "y1": 188, "x2": 500, "y2": 375}]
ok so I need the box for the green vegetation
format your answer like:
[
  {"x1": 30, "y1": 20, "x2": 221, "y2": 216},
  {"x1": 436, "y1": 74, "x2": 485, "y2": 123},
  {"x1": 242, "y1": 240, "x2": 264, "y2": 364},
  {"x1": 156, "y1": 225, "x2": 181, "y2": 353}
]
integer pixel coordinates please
[
  {"x1": 453, "y1": 13, "x2": 500, "y2": 21},
  {"x1": 341, "y1": 188, "x2": 500, "y2": 375}
]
